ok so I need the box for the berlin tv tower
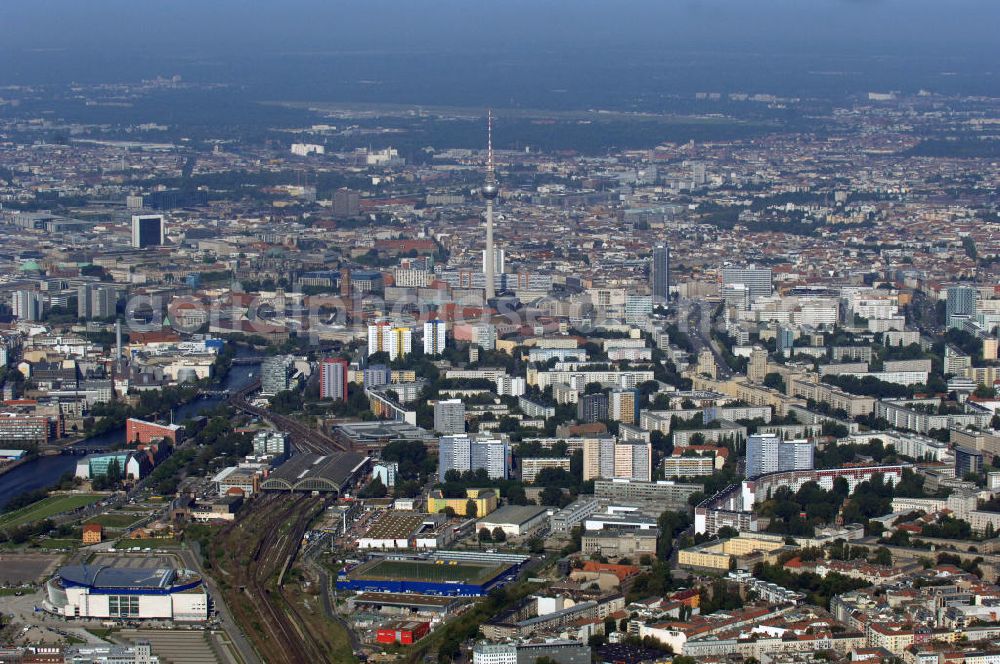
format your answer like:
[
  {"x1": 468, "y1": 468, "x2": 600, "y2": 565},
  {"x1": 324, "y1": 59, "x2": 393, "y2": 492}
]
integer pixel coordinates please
[{"x1": 481, "y1": 110, "x2": 499, "y2": 301}]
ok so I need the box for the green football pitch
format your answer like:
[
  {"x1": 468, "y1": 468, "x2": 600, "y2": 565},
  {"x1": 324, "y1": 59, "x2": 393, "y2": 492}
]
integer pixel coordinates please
[{"x1": 355, "y1": 559, "x2": 504, "y2": 584}]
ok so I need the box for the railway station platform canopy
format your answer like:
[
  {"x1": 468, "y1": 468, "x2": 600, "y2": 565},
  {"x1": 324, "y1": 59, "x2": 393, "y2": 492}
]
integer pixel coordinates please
[{"x1": 260, "y1": 452, "x2": 367, "y2": 494}]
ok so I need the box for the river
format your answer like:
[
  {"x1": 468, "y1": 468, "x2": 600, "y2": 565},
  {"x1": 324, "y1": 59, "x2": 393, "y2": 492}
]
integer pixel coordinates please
[{"x1": 0, "y1": 357, "x2": 260, "y2": 510}]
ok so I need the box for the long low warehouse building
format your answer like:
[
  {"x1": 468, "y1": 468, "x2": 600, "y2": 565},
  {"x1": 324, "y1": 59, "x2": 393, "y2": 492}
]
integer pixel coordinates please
[
  {"x1": 475, "y1": 505, "x2": 550, "y2": 538},
  {"x1": 337, "y1": 556, "x2": 520, "y2": 596}
]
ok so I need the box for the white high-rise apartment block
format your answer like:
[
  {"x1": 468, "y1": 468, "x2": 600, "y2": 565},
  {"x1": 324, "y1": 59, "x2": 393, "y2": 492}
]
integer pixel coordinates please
[
  {"x1": 13, "y1": 290, "x2": 43, "y2": 321},
  {"x1": 373, "y1": 461, "x2": 398, "y2": 487},
  {"x1": 424, "y1": 319, "x2": 447, "y2": 355},
  {"x1": 482, "y1": 247, "x2": 505, "y2": 275},
  {"x1": 434, "y1": 399, "x2": 466, "y2": 434},
  {"x1": 746, "y1": 434, "x2": 813, "y2": 478},
  {"x1": 438, "y1": 434, "x2": 509, "y2": 481},
  {"x1": 472, "y1": 324, "x2": 497, "y2": 351},
  {"x1": 368, "y1": 323, "x2": 412, "y2": 360},
  {"x1": 613, "y1": 442, "x2": 652, "y2": 482}
]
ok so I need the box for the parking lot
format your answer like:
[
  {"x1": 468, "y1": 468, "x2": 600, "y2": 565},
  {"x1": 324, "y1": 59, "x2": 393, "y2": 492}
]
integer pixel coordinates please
[
  {"x1": 0, "y1": 553, "x2": 62, "y2": 585},
  {"x1": 90, "y1": 553, "x2": 176, "y2": 570}
]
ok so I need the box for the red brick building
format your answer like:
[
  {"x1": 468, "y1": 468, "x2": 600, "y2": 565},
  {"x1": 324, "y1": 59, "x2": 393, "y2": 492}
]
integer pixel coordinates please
[
  {"x1": 126, "y1": 418, "x2": 183, "y2": 445},
  {"x1": 375, "y1": 620, "x2": 429, "y2": 645}
]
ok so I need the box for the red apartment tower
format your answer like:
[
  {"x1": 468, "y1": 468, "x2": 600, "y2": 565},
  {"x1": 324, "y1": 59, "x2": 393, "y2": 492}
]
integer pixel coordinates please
[{"x1": 319, "y1": 358, "x2": 349, "y2": 401}]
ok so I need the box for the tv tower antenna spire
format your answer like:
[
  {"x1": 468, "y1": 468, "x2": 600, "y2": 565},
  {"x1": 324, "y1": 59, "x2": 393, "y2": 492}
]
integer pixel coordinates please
[{"x1": 481, "y1": 110, "x2": 499, "y2": 301}]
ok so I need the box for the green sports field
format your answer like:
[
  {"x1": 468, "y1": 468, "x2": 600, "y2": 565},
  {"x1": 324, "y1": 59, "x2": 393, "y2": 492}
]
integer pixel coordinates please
[
  {"x1": 352, "y1": 559, "x2": 506, "y2": 585},
  {"x1": 0, "y1": 494, "x2": 103, "y2": 530},
  {"x1": 85, "y1": 512, "x2": 144, "y2": 529}
]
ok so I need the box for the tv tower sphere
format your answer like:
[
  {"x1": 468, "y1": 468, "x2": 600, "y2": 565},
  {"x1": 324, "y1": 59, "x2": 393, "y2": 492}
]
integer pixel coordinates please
[{"x1": 481, "y1": 180, "x2": 499, "y2": 200}]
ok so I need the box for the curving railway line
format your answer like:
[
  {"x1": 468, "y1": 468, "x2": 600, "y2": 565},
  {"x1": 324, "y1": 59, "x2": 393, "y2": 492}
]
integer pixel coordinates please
[{"x1": 227, "y1": 379, "x2": 349, "y2": 454}]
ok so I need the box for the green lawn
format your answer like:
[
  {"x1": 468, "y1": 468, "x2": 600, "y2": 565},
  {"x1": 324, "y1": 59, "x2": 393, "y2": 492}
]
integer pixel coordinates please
[
  {"x1": 86, "y1": 513, "x2": 143, "y2": 529},
  {"x1": 0, "y1": 494, "x2": 102, "y2": 529}
]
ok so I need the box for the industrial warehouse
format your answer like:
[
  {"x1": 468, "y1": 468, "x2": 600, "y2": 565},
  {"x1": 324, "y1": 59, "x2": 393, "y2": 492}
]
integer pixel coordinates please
[
  {"x1": 337, "y1": 552, "x2": 528, "y2": 597},
  {"x1": 44, "y1": 565, "x2": 209, "y2": 622}
]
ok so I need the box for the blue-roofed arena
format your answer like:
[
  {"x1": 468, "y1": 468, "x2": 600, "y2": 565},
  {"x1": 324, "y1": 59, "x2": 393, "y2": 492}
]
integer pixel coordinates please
[{"x1": 45, "y1": 565, "x2": 209, "y2": 622}]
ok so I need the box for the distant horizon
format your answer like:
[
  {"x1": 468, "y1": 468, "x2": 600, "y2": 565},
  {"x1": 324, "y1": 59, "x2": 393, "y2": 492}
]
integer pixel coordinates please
[{"x1": 2, "y1": 0, "x2": 999, "y2": 106}]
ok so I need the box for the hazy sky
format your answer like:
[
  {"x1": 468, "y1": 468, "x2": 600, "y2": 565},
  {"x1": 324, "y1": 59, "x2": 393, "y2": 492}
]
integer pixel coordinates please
[
  {"x1": 3, "y1": 0, "x2": 998, "y2": 57},
  {"x1": 1, "y1": 1, "x2": 998, "y2": 104}
]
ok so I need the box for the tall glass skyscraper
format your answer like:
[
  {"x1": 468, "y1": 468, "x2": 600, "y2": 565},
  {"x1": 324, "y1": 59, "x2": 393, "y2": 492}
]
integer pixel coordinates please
[{"x1": 651, "y1": 244, "x2": 670, "y2": 303}]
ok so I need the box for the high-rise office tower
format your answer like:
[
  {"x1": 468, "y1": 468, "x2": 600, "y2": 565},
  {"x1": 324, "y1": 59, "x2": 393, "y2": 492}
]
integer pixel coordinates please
[
  {"x1": 77, "y1": 284, "x2": 117, "y2": 320},
  {"x1": 319, "y1": 357, "x2": 349, "y2": 401},
  {"x1": 434, "y1": 399, "x2": 466, "y2": 434},
  {"x1": 13, "y1": 290, "x2": 43, "y2": 321},
  {"x1": 721, "y1": 266, "x2": 773, "y2": 303},
  {"x1": 261, "y1": 355, "x2": 295, "y2": 396},
  {"x1": 13, "y1": 290, "x2": 42, "y2": 321},
  {"x1": 691, "y1": 162, "x2": 707, "y2": 186},
  {"x1": 424, "y1": 319, "x2": 447, "y2": 355},
  {"x1": 332, "y1": 187, "x2": 360, "y2": 218},
  {"x1": 625, "y1": 294, "x2": 653, "y2": 325},
  {"x1": 480, "y1": 111, "x2": 500, "y2": 300},
  {"x1": 721, "y1": 283, "x2": 752, "y2": 311},
  {"x1": 955, "y1": 446, "x2": 984, "y2": 479},
  {"x1": 131, "y1": 214, "x2": 165, "y2": 248},
  {"x1": 471, "y1": 324, "x2": 497, "y2": 351},
  {"x1": 776, "y1": 326, "x2": 795, "y2": 357},
  {"x1": 651, "y1": 245, "x2": 670, "y2": 303},
  {"x1": 946, "y1": 285, "x2": 977, "y2": 323}
]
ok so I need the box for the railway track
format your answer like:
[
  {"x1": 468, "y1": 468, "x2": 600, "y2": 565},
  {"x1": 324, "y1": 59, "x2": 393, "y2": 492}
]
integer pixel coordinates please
[
  {"x1": 228, "y1": 380, "x2": 349, "y2": 454},
  {"x1": 215, "y1": 494, "x2": 331, "y2": 664},
  {"x1": 212, "y1": 379, "x2": 357, "y2": 662}
]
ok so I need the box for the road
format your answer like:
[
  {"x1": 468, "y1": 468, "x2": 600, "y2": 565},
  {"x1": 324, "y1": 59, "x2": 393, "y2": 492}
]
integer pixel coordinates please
[
  {"x1": 303, "y1": 542, "x2": 363, "y2": 656},
  {"x1": 678, "y1": 298, "x2": 733, "y2": 378}
]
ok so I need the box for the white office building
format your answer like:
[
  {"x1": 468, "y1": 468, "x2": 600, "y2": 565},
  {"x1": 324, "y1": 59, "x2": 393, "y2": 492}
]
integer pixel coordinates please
[{"x1": 722, "y1": 266, "x2": 773, "y2": 303}]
